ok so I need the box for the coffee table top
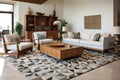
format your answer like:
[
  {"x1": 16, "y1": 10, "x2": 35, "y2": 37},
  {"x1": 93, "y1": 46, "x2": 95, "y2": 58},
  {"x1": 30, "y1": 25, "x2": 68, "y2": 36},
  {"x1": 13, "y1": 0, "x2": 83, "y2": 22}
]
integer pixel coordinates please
[{"x1": 41, "y1": 42, "x2": 81, "y2": 50}]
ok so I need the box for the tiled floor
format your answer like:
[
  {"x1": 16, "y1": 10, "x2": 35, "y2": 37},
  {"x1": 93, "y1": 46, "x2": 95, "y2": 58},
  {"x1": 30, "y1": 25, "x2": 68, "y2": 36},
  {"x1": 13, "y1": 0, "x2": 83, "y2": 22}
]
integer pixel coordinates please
[
  {"x1": 0, "y1": 58, "x2": 120, "y2": 80},
  {"x1": 0, "y1": 40, "x2": 120, "y2": 80}
]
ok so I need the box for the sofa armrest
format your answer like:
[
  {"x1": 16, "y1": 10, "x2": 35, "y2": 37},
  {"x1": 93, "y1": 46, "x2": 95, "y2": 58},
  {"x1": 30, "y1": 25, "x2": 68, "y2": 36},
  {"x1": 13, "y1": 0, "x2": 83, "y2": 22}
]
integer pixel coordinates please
[{"x1": 102, "y1": 36, "x2": 115, "y2": 50}]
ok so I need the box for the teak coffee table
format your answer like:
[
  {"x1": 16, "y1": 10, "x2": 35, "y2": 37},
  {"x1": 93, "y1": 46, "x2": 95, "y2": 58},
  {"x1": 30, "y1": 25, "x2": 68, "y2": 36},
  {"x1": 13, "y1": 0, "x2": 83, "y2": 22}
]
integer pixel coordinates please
[{"x1": 40, "y1": 42, "x2": 83, "y2": 59}]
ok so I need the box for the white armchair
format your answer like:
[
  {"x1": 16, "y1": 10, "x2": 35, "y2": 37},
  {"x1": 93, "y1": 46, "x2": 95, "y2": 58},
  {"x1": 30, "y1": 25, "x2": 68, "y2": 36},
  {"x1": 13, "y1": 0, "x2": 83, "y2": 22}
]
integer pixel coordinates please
[
  {"x1": 33, "y1": 31, "x2": 53, "y2": 49},
  {"x1": 2, "y1": 34, "x2": 33, "y2": 58}
]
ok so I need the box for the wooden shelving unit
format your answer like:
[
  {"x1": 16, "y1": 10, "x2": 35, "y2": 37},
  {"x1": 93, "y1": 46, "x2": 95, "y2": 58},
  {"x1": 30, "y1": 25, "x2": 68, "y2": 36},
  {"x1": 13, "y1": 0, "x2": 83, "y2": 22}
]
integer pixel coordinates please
[{"x1": 25, "y1": 15, "x2": 58, "y2": 41}]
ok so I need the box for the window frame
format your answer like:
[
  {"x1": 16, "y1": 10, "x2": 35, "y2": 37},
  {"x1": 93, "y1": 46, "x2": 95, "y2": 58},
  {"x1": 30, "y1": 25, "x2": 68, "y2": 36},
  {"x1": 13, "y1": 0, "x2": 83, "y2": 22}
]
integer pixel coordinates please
[{"x1": 0, "y1": 3, "x2": 14, "y2": 33}]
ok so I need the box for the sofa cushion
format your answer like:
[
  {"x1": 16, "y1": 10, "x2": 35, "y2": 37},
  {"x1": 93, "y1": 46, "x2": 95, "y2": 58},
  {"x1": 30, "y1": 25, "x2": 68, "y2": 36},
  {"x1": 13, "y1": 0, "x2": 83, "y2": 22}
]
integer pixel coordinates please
[
  {"x1": 91, "y1": 33, "x2": 97, "y2": 40},
  {"x1": 80, "y1": 39, "x2": 102, "y2": 47},
  {"x1": 7, "y1": 42, "x2": 32, "y2": 51},
  {"x1": 68, "y1": 31, "x2": 74, "y2": 38},
  {"x1": 99, "y1": 32, "x2": 110, "y2": 42},
  {"x1": 63, "y1": 38, "x2": 80, "y2": 43},
  {"x1": 80, "y1": 32, "x2": 91, "y2": 40},
  {"x1": 62, "y1": 33, "x2": 68, "y2": 39},
  {"x1": 73, "y1": 32, "x2": 80, "y2": 39},
  {"x1": 93, "y1": 33, "x2": 100, "y2": 41}
]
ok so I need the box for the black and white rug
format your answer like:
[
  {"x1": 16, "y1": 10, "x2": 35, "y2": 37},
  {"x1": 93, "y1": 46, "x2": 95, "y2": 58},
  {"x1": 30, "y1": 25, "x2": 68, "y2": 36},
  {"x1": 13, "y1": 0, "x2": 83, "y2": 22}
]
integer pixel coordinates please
[{"x1": 11, "y1": 50, "x2": 120, "y2": 80}]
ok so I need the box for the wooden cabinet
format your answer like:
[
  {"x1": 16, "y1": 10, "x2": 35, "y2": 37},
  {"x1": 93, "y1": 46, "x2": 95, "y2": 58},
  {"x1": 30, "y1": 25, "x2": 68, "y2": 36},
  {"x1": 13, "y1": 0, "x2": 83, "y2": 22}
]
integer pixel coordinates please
[
  {"x1": 25, "y1": 31, "x2": 58, "y2": 41},
  {"x1": 46, "y1": 31, "x2": 58, "y2": 40},
  {"x1": 25, "y1": 15, "x2": 36, "y2": 31},
  {"x1": 36, "y1": 16, "x2": 57, "y2": 31},
  {"x1": 25, "y1": 15, "x2": 58, "y2": 41}
]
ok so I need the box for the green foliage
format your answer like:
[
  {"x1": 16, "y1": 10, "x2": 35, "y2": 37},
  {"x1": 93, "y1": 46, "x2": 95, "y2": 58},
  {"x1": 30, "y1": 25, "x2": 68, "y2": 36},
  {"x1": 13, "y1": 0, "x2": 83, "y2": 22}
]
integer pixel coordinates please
[
  {"x1": 59, "y1": 19, "x2": 68, "y2": 27},
  {"x1": 59, "y1": 19, "x2": 68, "y2": 32},
  {"x1": 14, "y1": 22, "x2": 23, "y2": 35}
]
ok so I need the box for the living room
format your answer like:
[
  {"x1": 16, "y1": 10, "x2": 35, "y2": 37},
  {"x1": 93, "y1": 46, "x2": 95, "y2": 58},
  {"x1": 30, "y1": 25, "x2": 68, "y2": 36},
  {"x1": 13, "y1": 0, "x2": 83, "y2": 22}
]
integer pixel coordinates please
[{"x1": 0, "y1": 0, "x2": 120, "y2": 80}]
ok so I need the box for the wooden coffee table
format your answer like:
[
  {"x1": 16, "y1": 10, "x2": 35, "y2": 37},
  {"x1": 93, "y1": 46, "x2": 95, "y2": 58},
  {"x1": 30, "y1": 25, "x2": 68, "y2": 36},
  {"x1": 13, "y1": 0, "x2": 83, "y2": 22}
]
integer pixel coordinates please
[{"x1": 40, "y1": 42, "x2": 83, "y2": 59}]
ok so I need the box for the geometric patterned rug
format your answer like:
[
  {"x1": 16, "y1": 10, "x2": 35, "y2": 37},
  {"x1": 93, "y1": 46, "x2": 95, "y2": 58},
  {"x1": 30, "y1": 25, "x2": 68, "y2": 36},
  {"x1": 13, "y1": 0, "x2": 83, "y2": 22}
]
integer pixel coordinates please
[{"x1": 11, "y1": 50, "x2": 120, "y2": 80}]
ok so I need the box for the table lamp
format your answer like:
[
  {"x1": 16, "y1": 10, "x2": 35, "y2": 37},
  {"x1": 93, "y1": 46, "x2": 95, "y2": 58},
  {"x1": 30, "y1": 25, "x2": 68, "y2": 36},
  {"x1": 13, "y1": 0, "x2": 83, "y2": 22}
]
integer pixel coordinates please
[
  {"x1": 112, "y1": 26, "x2": 120, "y2": 44},
  {"x1": 53, "y1": 21, "x2": 61, "y2": 30}
]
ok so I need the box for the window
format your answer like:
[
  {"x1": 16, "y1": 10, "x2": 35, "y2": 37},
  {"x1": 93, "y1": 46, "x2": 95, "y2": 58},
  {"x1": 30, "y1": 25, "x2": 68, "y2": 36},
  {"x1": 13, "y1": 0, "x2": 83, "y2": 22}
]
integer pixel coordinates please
[{"x1": 0, "y1": 3, "x2": 14, "y2": 34}]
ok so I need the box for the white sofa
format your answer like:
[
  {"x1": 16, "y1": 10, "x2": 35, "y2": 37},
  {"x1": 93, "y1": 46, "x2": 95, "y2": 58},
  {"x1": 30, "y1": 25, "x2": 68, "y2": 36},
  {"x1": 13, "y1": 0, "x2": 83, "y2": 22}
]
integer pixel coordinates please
[{"x1": 62, "y1": 32, "x2": 115, "y2": 53}]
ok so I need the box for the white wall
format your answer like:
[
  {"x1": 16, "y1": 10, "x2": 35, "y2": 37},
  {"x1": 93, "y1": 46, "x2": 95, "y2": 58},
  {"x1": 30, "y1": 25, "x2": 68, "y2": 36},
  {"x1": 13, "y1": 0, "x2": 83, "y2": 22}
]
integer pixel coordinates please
[
  {"x1": 18, "y1": 0, "x2": 64, "y2": 27},
  {"x1": 0, "y1": 0, "x2": 18, "y2": 27},
  {"x1": 1, "y1": 0, "x2": 114, "y2": 34},
  {"x1": 63, "y1": 0, "x2": 113, "y2": 33}
]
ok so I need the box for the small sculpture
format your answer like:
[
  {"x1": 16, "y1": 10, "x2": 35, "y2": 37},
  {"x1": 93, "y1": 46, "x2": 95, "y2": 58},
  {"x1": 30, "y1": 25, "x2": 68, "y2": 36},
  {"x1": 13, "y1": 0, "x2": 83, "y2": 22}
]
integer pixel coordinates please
[{"x1": 28, "y1": 7, "x2": 32, "y2": 15}]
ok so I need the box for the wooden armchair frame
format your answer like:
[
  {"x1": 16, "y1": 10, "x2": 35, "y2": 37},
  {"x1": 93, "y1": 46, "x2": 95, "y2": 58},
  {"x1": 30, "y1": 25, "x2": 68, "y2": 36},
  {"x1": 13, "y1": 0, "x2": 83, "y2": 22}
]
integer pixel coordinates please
[
  {"x1": 2, "y1": 37, "x2": 33, "y2": 58},
  {"x1": 33, "y1": 31, "x2": 53, "y2": 50}
]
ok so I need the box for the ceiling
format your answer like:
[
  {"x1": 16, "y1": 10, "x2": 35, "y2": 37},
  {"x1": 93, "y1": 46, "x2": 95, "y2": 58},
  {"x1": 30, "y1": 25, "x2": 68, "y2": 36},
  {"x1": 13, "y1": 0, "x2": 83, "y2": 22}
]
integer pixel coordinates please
[{"x1": 12, "y1": 0, "x2": 48, "y2": 4}]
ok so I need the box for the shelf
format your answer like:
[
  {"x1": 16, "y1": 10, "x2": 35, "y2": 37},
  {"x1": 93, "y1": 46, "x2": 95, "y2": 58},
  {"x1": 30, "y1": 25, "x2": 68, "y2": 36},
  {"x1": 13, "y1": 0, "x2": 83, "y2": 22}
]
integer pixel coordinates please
[{"x1": 25, "y1": 14, "x2": 58, "y2": 41}]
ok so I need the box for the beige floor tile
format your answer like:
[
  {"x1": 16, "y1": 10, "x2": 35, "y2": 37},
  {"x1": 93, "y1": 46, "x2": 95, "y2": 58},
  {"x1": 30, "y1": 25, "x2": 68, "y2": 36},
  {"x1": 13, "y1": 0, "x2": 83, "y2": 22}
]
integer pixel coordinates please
[{"x1": 0, "y1": 58, "x2": 120, "y2": 80}]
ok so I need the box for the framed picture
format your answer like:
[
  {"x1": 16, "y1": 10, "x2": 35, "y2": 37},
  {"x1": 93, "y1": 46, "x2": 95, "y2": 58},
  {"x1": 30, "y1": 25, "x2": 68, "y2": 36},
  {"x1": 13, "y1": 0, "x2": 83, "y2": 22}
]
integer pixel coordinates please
[{"x1": 84, "y1": 15, "x2": 101, "y2": 29}]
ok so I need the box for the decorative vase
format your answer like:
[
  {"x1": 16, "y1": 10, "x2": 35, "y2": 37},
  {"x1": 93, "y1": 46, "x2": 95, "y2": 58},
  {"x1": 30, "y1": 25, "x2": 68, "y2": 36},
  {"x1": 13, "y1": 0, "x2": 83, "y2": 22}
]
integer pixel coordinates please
[
  {"x1": 53, "y1": 9, "x2": 56, "y2": 17},
  {"x1": 28, "y1": 7, "x2": 32, "y2": 15},
  {"x1": 52, "y1": 4, "x2": 56, "y2": 17}
]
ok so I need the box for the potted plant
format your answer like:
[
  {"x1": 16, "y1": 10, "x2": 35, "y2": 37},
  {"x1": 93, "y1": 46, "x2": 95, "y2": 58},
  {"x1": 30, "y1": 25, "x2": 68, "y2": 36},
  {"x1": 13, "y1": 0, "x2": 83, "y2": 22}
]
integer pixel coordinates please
[
  {"x1": 14, "y1": 22, "x2": 23, "y2": 38},
  {"x1": 59, "y1": 19, "x2": 68, "y2": 32}
]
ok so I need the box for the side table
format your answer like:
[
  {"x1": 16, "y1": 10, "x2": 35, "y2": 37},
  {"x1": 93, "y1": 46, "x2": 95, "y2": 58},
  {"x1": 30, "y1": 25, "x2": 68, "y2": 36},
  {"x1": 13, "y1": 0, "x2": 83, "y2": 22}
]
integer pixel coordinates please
[{"x1": 114, "y1": 41, "x2": 120, "y2": 53}]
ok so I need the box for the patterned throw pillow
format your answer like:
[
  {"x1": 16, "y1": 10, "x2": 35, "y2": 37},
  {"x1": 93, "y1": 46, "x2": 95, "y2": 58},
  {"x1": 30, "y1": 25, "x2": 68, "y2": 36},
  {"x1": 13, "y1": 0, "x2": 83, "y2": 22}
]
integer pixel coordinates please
[
  {"x1": 93, "y1": 33, "x2": 100, "y2": 41},
  {"x1": 37, "y1": 34, "x2": 45, "y2": 39},
  {"x1": 73, "y1": 32, "x2": 80, "y2": 39},
  {"x1": 11, "y1": 37, "x2": 19, "y2": 43}
]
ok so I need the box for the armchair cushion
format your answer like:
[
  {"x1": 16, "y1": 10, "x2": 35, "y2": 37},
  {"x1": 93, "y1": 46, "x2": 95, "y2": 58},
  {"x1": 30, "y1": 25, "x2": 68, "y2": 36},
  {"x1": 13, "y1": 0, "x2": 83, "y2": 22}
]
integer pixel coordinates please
[
  {"x1": 33, "y1": 32, "x2": 46, "y2": 39},
  {"x1": 11, "y1": 37, "x2": 20, "y2": 43},
  {"x1": 33, "y1": 31, "x2": 53, "y2": 45},
  {"x1": 7, "y1": 42, "x2": 33, "y2": 51},
  {"x1": 37, "y1": 34, "x2": 45, "y2": 39},
  {"x1": 35, "y1": 39, "x2": 53, "y2": 44},
  {"x1": 4, "y1": 34, "x2": 19, "y2": 43}
]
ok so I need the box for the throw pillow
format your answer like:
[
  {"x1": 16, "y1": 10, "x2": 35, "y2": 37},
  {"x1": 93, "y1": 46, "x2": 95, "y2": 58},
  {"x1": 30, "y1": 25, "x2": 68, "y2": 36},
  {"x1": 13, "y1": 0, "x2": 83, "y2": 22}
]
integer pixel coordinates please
[
  {"x1": 99, "y1": 32, "x2": 110, "y2": 42},
  {"x1": 90, "y1": 33, "x2": 96, "y2": 40},
  {"x1": 11, "y1": 37, "x2": 19, "y2": 43},
  {"x1": 68, "y1": 31, "x2": 74, "y2": 38},
  {"x1": 80, "y1": 32, "x2": 91, "y2": 40},
  {"x1": 73, "y1": 32, "x2": 80, "y2": 39},
  {"x1": 37, "y1": 34, "x2": 45, "y2": 39},
  {"x1": 93, "y1": 33, "x2": 100, "y2": 41},
  {"x1": 62, "y1": 33, "x2": 68, "y2": 39}
]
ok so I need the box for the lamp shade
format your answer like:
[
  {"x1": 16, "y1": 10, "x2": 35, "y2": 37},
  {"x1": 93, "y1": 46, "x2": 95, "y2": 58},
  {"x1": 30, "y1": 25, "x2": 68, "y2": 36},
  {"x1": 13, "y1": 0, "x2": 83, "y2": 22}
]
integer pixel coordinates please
[
  {"x1": 62, "y1": 27, "x2": 67, "y2": 32},
  {"x1": 53, "y1": 21, "x2": 61, "y2": 26},
  {"x1": 112, "y1": 26, "x2": 120, "y2": 34}
]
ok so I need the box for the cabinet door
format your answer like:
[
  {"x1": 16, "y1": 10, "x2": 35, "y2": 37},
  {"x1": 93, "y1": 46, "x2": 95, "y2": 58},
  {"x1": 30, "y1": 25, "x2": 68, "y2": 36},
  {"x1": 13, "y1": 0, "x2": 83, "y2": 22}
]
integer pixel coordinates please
[
  {"x1": 52, "y1": 31, "x2": 58, "y2": 40},
  {"x1": 25, "y1": 15, "x2": 36, "y2": 31},
  {"x1": 46, "y1": 31, "x2": 58, "y2": 40},
  {"x1": 46, "y1": 31, "x2": 53, "y2": 38},
  {"x1": 27, "y1": 31, "x2": 33, "y2": 41}
]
